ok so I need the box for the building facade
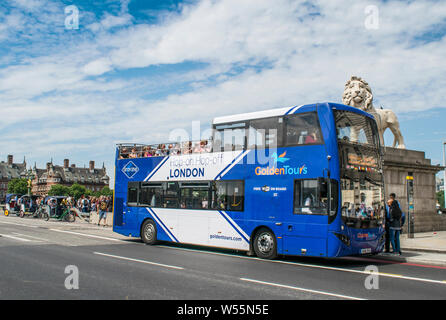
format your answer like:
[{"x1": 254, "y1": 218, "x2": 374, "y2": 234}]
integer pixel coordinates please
[
  {"x1": 0, "y1": 155, "x2": 27, "y2": 203},
  {"x1": 32, "y1": 159, "x2": 110, "y2": 196}
]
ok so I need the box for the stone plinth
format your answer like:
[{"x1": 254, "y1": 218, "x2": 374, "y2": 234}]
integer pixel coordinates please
[{"x1": 383, "y1": 147, "x2": 446, "y2": 232}]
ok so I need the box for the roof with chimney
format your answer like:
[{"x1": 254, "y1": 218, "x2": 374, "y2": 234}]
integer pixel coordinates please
[
  {"x1": 33, "y1": 159, "x2": 109, "y2": 186},
  {"x1": 0, "y1": 155, "x2": 27, "y2": 180}
]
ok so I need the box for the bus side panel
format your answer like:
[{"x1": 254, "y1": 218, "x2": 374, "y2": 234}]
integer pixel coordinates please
[
  {"x1": 142, "y1": 208, "x2": 250, "y2": 250},
  {"x1": 327, "y1": 231, "x2": 343, "y2": 257},
  {"x1": 283, "y1": 235, "x2": 326, "y2": 257},
  {"x1": 224, "y1": 143, "x2": 331, "y2": 257},
  {"x1": 114, "y1": 156, "x2": 166, "y2": 237},
  {"x1": 114, "y1": 196, "x2": 124, "y2": 227}
]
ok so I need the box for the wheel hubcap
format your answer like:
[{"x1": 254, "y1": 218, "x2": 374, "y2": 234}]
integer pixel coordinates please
[
  {"x1": 257, "y1": 233, "x2": 274, "y2": 254},
  {"x1": 145, "y1": 224, "x2": 155, "y2": 241}
]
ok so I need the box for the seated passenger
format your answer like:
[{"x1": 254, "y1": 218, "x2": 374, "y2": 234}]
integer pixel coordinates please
[
  {"x1": 143, "y1": 146, "x2": 153, "y2": 157},
  {"x1": 120, "y1": 148, "x2": 129, "y2": 159},
  {"x1": 182, "y1": 141, "x2": 192, "y2": 154},
  {"x1": 304, "y1": 128, "x2": 319, "y2": 144},
  {"x1": 129, "y1": 148, "x2": 139, "y2": 158},
  {"x1": 170, "y1": 143, "x2": 180, "y2": 155},
  {"x1": 192, "y1": 142, "x2": 200, "y2": 153},
  {"x1": 193, "y1": 141, "x2": 206, "y2": 153},
  {"x1": 199, "y1": 140, "x2": 209, "y2": 153},
  {"x1": 203, "y1": 140, "x2": 212, "y2": 153},
  {"x1": 167, "y1": 144, "x2": 174, "y2": 155},
  {"x1": 160, "y1": 144, "x2": 167, "y2": 156}
]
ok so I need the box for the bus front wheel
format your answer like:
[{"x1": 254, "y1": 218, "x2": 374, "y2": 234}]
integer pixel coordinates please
[
  {"x1": 141, "y1": 220, "x2": 158, "y2": 245},
  {"x1": 253, "y1": 228, "x2": 277, "y2": 260}
]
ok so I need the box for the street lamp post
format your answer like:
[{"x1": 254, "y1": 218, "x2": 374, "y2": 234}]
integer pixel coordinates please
[{"x1": 21, "y1": 169, "x2": 35, "y2": 197}]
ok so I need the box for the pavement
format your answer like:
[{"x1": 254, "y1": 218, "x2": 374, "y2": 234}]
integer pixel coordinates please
[{"x1": 380, "y1": 231, "x2": 446, "y2": 267}]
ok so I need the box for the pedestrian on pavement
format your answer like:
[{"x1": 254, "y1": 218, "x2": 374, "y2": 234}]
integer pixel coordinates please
[
  {"x1": 81, "y1": 196, "x2": 89, "y2": 213},
  {"x1": 386, "y1": 193, "x2": 406, "y2": 255},
  {"x1": 384, "y1": 203, "x2": 391, "y2": 253},
  {"x1": 97, "y1": 198, "x2": 108, "y2": 227}
]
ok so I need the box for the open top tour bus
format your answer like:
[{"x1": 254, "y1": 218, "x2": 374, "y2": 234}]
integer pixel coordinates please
[{"x1": 113, "y1": 102, "x2": 385, "y2": 259}]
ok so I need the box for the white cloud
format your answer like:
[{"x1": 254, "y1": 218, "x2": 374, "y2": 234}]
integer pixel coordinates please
[
  {"x1": 8, "y1": 0, "x2": 46, "y2": 11},
  {"x1": 82, "y1": 58, "x2": 113, "y2": 76},
  {"x1": 1, "y1": 0, "x2": 446, "y2": 180},
  {"x1": 87, "y1": 13, "x2": 133, "y2": 32}
]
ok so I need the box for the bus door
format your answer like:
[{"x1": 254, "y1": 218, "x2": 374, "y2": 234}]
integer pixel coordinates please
[
  {"x1": 281, "y1": 178, "x2": 328, "y2": 257},
  {"x1": 122, "y1": 182, "x2": 139, "y2": 234},
  {"x1": 114, "y1": 196, "x2": 124, "y2": 227}
]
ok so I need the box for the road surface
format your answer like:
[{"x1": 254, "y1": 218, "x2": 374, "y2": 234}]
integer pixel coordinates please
[{"x1": 0, "y1": 215, "x2": 445, "y2": 300}]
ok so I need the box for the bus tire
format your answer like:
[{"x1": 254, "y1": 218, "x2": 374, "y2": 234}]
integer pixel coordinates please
[
  {"x1": 253, "y1": 228, "x2": 277, "y2": 260},
  {"x1": 141, "y1": 219, "x2": 158, "y2": 245}
]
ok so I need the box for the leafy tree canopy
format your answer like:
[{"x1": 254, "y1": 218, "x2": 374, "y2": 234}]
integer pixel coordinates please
[{"x1": 7, "y1": 178, "x2": 28, "y2": 195}]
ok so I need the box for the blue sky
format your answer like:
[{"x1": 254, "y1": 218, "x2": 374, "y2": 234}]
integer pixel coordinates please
[{"x1": 0, "y1": 0, "x2": 445, "y2": 186}]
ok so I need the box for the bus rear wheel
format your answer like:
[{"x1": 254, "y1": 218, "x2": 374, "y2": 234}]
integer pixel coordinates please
[
  {"x1": 253, "y1": 228, "x2": 277, "y2": 260},
  {"x1": 141, "y1": 220, "x2": 158, "y2": 245}
]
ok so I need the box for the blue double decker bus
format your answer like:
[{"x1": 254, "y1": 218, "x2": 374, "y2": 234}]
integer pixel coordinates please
[{"x1": 113, "y1": 102, "x2": 385, "y2": 259}]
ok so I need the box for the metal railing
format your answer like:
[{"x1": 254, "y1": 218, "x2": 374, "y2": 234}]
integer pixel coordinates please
[{"x1": 117, "y1": 140, "x2": 213, "y2": 159}]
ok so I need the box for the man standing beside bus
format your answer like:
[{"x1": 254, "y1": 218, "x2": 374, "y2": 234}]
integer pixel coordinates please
[{"x1": 386, "y1": 193, "x2": 405, "y2": 255}]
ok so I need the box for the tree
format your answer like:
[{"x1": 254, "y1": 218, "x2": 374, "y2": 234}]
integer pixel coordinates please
[
  {"x1": 48, "y1": 184, "x2": 70, "y2": 196},
  {"x1": 68, "y1": 183, "x2": 87, "y2": 200},
  {"x1": 437, "y1": 191, "x2": 445, "y2": 209},
  {"x1": 100, "y1": 186, "x2": 113, "y2": 197},
  {"x1": 7, "y1": 178, "x2": 28, "y2": 195}
]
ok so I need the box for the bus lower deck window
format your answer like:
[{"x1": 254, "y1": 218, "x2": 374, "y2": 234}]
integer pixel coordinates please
[
  {"x1": 127, "y1": 180, "x2": 244, "y2": 211},
  {"x1": 294, "y1": 179, "x2": 328, "y2": 215}
]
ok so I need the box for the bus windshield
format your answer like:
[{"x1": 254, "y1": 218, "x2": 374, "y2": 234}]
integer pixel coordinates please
[
  {"x1": 335, "y1": 110, "x2": 378, "y2": 146},
  {"x1": 334, "y1": 110, "x2": 384, "y2": 229}
]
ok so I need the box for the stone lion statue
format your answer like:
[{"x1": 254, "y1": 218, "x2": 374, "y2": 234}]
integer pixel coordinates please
[{"x1": 342, "y1": 76, "x2": 405, "y2": 149}]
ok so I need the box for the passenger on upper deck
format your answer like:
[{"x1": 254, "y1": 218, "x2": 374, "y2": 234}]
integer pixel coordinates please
[
  {"x1": 120, "y1": 148, "x2": 129, "y2": 159},
  {"x1": 167, "y1": 143, "x2": 181, "y2": 156},
  {"x1": 182, "y1": 141, "x2": 192, "y2": 155},
  {"x1": 193, "y1": 140, "x2": 209, "y2": 153},
  {"x1": 156, "y1": 144, "x2": 167, "y2": 156},
  {"x1": 129, "y1": 147, "x2": 139, "y2": 158},
  {"x1": 143, "y1": 146, "x2": 153, "y2": 157},
  {"x1": 305, "y1": 128, "x2": 319, "y2": 144}
]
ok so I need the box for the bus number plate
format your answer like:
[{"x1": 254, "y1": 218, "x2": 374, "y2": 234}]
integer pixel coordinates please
[{"x1": 360, "y1": 248, "x2": 372, "y2": 254}]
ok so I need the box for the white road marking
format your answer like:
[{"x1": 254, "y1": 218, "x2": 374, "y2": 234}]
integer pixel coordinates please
[
  {"x1": 0, "y1": 233, "x2": 32, "y2": 242},
  {"x1": 12, "y1": 232, "x2": 48, "y2": 242},
  {"x1": 0, "y1": 220, "x2": 39, "y2": 228},
  {"x1": 93, "y1": 252, "x2": 184, "y2": 270},
  {"x1": 240, "y1": 278, "x2": 365, "y2": 300},
  {"x1": 157, "y1": 245, "x2": 446, "y2": 286},
  {"x1": 49, "y1": 229, "x2": 123, "y2": 242},
  {"x1": 2, "y1": 218, "x2": 444, "y2": 286}
]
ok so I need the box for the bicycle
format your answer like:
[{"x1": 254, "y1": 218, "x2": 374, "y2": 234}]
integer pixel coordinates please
[
  {"x1": 55, "y1": 206, "x2": 76, "y2": 222},
  {"x1": 34, "y1": 205, "x2": 50, "y2": 221}
]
